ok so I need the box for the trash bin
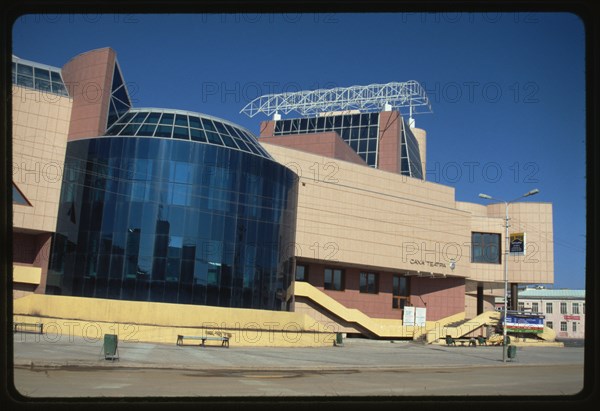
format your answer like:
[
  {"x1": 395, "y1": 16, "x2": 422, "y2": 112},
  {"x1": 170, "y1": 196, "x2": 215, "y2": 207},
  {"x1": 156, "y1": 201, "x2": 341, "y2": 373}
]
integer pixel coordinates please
[
  {"x1": 507, "y1": 345, "x2": 517, "y2": 360},
  {"x1": 103, "y1": 334, "x2": 119, "y2": 361},
  {"x1": 334, "y1": 332, "x2": 344, "y2": 346}
]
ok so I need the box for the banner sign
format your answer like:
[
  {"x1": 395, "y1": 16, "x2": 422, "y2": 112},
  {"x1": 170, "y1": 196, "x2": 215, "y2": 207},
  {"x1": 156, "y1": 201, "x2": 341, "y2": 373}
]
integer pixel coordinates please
[
  {"x1": 564, "y1": 315, "x2": 580, "y2": 321},
  {"x1": 509, "y1": 232, "x2": 526, "y2": 256},
  {"x1": 403, "y1": 306, "x2": 415, "y2": 326},
  {"x1": 415, "y1": 307, "x2": 427, "y2": 327},
  {"x1": 504, "y1": 313, "x2": 544, "y2": 333}
]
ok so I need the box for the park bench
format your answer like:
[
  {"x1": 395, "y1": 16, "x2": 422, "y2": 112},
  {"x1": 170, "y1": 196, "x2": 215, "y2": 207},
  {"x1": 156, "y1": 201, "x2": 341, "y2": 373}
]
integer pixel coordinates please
[
  {"x1": 177, "y1": 330, "x2": 231, "y2": 348},
  {"x1": 13, "y1": 322, "x2": 44, "y2": 334},
  {"x1": 445, "y1": 335, "x2": 477, "y2": 347}
]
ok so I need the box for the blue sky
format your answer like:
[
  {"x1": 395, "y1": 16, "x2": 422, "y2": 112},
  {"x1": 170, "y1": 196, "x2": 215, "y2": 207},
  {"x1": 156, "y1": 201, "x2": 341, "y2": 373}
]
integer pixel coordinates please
[{"x1": 12, "y1": 12, "x2": 586, "y2": 289}]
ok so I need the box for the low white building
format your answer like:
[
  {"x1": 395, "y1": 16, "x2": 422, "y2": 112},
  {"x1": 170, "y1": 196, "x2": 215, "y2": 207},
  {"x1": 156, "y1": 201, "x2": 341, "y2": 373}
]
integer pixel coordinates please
[{"x1": 517, "y1": 288, "x2": 585, "y2": 339}]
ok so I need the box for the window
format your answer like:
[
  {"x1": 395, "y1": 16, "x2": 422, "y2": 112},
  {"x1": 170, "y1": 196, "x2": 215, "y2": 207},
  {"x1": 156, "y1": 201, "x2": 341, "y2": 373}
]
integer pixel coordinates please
[
  {"x1": 546, "y1": 321, "x2": 553, "y2": 329},
  {"x1": 560, "y1": 302, "x2": 567, "y2": 314},
  {"x1": 324, "y1": 268, "x2": 344, "y2": 291},
  {"x1": 531, "y1": 302, "x2": 539, "y2": 313},
  {"x1": 546, "y1": 302, "x2": 553, "y2": 314},
  {"x1": 392, "y1": 275, "x2": 410, "y2": 309},
  {"x1": 572, "y1": 303, "x2": 579, "y2": 314},
  {"x1": 12, "y1": 182, "x2": 32, "y2": 206},
  {"x1": 295, "y1": 264, "x2": 307, "y2": 282},
  {"x1": 560, "y1": 322, "x2": 567, "y2": 332},
  {"x1": 518, "y1": 302, "x2": 525, "y2": 311},
  {"x1": 471, "y1": 232, "x2": 501, "y2": 264},
  {"x1": 572, "y1": 322, "x2": 577, "y2": 332},
  {"x1": 360, "y1": 272, "x2": 378, "y2": 294}
]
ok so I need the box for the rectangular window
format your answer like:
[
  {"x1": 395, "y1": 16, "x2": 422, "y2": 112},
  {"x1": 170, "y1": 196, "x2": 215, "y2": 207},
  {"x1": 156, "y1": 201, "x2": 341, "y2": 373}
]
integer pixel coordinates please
[
  {"x1": 392, "y1": 275, "x2": 410, "y2": 309},
  {"x1": 471, "y1": 232, "x2": 501, "y2": 264},
  {"x1": 518, "y1": 302, "x2": 525, "y2": 311},
  {"x1": 359, "y1": 272, "x2": 378, "y2": 294},
  {"x1": 546, "y1": 302, "x2": 553, "y2": 314},
  {"x1": 546, "y1": 321, "x2": 553, "y2": 329},
  {"x1": 560, "y1": 302, "x2": 567, "y2": 314},
  {"x1": 531, "y1": 302, "x2": 539, "y2": 313},
  {"x1": 572, "y1": 322, "x2": 577, "y2": 332},
  {"x1": 295, "y1": 264, "x2": 307, "y2": 282},
  {"x1": 572, "y1": 303, "x2": 579, "y2": 314},
  {"x1": 560, "y1": 322, "x2": 567, "y2": 332},
  {"x1": 324, "y1": 268, "x2": 344, "y2": 291}
]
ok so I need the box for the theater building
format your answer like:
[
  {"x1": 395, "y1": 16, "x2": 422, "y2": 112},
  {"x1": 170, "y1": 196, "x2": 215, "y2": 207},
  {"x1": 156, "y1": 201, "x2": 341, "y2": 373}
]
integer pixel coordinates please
[{"x1": 11, "y1": 47, "x2": 555, "y2": 343}]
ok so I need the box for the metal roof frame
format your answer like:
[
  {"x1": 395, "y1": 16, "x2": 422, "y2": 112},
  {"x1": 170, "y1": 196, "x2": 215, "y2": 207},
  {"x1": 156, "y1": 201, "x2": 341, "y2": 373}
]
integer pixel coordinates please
[{"x1": 240, "y1": 81, "x2": 432, "y2": 118}]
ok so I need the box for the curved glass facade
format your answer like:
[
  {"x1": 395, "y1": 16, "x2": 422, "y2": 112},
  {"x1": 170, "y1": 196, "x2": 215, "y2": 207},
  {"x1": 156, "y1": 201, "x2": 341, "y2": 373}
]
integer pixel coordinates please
[
  {"x1": 106, "y1": 108, "x2": 272, "y2": 160},
  {"x1": 47, "y1": 134, "x2": 298, "y2": 311}
]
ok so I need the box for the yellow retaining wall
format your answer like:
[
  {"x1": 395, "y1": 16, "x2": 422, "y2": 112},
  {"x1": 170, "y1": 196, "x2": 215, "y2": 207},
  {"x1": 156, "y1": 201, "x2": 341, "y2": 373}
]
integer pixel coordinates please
[
  {"x1": 294, "y1": 282, "x2": 468, "y2": 339},
  {"x1": 13, "y1": 294, "x2": 335, "y2": 347},
  {"x1": 13, "y1": 266, "x2": 42, "y2": 285}
]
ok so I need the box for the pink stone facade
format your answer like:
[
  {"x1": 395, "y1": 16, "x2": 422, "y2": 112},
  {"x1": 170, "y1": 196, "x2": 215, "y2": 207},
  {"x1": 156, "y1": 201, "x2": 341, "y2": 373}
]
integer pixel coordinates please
[
  {"x1": 259, "y1": 132, "x2": 366, "y2": 166},
  {"x1": 61, "y1": 48, "x2": 116, "y2": 141},
  {"x1": 298, "y1": 261, "x2": 465, "y2": 321}
]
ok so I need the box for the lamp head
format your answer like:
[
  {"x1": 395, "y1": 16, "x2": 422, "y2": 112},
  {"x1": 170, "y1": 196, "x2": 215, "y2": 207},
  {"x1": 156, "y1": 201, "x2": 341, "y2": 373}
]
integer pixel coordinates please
[
  {"x1": 478, "y1": 193, "x2": 492, "y2": 200},
  {"x1": 524, "y1": 188, "x2": 540, "y2": 197}
]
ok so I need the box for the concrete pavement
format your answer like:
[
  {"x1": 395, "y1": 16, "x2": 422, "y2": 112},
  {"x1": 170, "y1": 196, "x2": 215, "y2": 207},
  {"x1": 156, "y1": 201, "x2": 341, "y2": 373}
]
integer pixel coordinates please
[{"x1": 11, "y1": 333, "x2": 586, "y2": 397}]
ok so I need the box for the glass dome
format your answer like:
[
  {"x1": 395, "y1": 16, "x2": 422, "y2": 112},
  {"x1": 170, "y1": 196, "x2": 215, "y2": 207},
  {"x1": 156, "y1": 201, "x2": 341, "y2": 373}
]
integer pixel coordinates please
[{"x1": 104, "y1": 108, "x2": 272, "y2": 160}]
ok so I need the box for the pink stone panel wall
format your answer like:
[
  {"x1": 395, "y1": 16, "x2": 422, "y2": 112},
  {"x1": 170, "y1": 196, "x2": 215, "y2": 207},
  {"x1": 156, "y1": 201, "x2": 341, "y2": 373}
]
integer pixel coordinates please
[
  {"x1": 61, "y1": 48, "x2": 116, "y2": 141},
  {"x1": 12, "y1": 231, "x2": 52, "y2": 293},
  {"x1": 260, "y1": 133, "x2": 366, "y2": 166},
  {"x1": 259, "y1": 120, "x2": 275, "y2": 137},
  {"x1": 409, "y1": 277, "x2": 466, "y2": 321},
  {"x1": 377, "y1": 111, "x2": 401, "y2": 173},
  {"x1": 299, "y1": 260, "x2": 465, "y2": 321}
]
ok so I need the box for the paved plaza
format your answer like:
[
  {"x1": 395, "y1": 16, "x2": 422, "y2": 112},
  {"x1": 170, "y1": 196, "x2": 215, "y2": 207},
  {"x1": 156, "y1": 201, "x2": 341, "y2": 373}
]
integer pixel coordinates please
[{"x1": 10, "y1": 333, "x2": 586, "y2": 398}]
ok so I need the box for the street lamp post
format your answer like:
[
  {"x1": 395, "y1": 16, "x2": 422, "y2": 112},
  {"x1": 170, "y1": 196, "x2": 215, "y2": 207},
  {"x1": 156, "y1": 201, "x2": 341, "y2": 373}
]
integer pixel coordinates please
[{"x1": 478, "y1": 188, "x2": 539, "y2": 363}]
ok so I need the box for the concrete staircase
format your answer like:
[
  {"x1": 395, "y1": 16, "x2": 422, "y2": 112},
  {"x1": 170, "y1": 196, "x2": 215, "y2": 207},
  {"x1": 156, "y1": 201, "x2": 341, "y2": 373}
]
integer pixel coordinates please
[{"x1": 425, "y1": 310, "x2": 501, "y2": 343}]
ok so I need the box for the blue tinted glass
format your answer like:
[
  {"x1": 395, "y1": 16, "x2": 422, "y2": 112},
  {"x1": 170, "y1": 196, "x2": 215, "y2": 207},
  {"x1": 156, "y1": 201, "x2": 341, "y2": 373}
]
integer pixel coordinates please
[
  {"x1": 205, "y1": 131, "x2": 223, "y2": 146},
  {"x1": 120, "y1": 123, "x2": 141, "y2": 136},
  {"x1": 220, "y1": 133, "x2": 239, "y2": 149},
  {"x1": 155, "y1": 125, "x2": 173, "y2": 138},
  {"x1": 51, "y1": 82, "x2": 67, "y2": 95},
  {"x1": 274, "y1": 121, "x2": 282, "y2": 134},
  {"x1": 12, "y1": 183, "x2": 30, "y2": 205},
  {"x1": 201, "y1": 118, "x2": 216, "y2": 131},
  {"x1": 51, "y1": 71, "x2": 62, "y2": 82},
  {"x1": 131, "y1": 112, "x2": 148, "y2": 123},
  {"x1": 175, "y1": 115, "x2": 188, "y2": 127},
  {"x1": 113, "y1": 98, "x2": 130, "y2": 117},
  {"x1": 159, "y1": 113, "x2": 174, "y2": 125},
  {"x1": 17, "y1": 75, "x2": 33, "y2": 88},
  {"x1": 117, "y1": 112, "x2": 135, "y2": 124},
  {"x1": 35, "y1": 78, "x2": 51, "y2": 92},
  {"x1": 223, "y1": 123, "x2": 240, "y2": 137},
  {"x1": 213, "y1": 121, "x2": 229, "y2": 135},
  {"x1": 173, "y1": 126, "x2": 189, "y2": 140},
  {"x1": 145, "y1": 113, "x2": 161, "y2": 124},
  {"x1": 136, "y1": 124, "x2": 157, "y2": 137},
  {"x1": 190, "y1": 128, "x2": 207, "y2": 142},
  {"x1": 113, "y1": 85, "x2": 131, "y2": 107},
  {"x1": 34, "y1": 67, "x2": 50, "y2": 80},
  {"x1": 112, "y1": 63, "x2": 124, "y2": 91},
  {"x1": 188, "y1": 116, "x2": 202, "y2": 128},
  {"x1": 106, "y1": 123, "x2": 125, "y2": 136},
  {"x1": 17, "y1": 64, "x2": 33, "y2": 76}
]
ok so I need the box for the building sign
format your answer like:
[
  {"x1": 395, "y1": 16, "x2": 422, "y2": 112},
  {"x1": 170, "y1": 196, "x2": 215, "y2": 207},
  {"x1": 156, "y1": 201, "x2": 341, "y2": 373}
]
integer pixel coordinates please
[
  {"x1": 564, "y1": 315, "x2": 580, "y2": 321},
  {"x1": 504, "y1": 313, "x2": 544, "y2": 333},
  {"x1": 415, "y1": 307, "x2": 427, "y2": 327},
  {"x1": 509, "y1": 232, "x2": 526, "y2": 256},
  {"x1": 403, "y1": 306, "x2": 415, "y2": 326}
]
